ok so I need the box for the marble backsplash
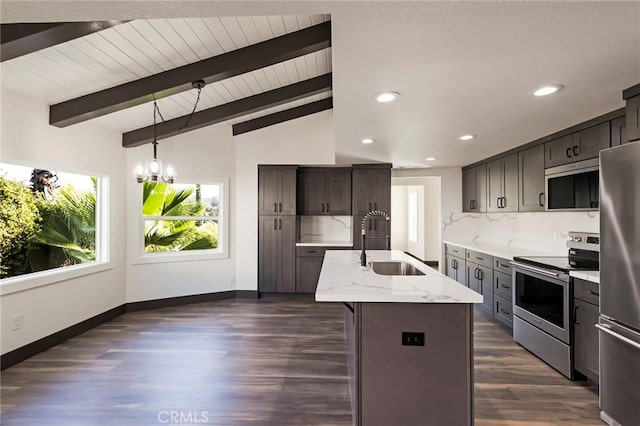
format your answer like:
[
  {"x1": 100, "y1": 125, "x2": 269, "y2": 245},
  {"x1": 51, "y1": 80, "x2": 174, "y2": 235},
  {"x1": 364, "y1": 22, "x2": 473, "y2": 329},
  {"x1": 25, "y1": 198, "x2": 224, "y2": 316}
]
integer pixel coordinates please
[
  {"x1": 299, "y1": 215, "x2": 353, "y2": 243},
  {"x1": 442, "y1": 210, "x2": 599, "y2": 255}
]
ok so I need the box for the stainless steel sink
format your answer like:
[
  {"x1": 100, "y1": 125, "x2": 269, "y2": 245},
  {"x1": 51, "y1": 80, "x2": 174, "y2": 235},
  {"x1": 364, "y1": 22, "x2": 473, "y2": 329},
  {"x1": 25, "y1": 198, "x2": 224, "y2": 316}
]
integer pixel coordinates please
[{"x1": 370, "y1": 261, "x2": 425, "y2": 276}]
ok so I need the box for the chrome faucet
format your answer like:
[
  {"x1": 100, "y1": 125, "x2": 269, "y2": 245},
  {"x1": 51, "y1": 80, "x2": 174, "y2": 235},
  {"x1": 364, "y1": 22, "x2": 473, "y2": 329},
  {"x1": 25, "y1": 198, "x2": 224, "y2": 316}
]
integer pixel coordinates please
[{"x1": 360, "y1": 210, "x2": 390, "y2": 267}]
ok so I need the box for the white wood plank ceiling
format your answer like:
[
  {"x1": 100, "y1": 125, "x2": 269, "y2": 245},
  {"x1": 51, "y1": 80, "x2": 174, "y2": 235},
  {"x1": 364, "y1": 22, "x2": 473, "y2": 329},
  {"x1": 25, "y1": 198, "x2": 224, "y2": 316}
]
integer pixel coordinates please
[{"x1": 1, "y1": 14, "x2": 332, "y2": 132}]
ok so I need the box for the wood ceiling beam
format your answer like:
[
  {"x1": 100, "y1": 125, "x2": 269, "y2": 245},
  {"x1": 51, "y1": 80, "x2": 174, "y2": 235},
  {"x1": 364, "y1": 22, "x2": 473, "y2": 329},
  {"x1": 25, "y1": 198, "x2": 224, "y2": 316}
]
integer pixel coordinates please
[
  {"x1": 122, "y1": 73, "x2": 332, "y2": 147},
  {"x1": 52, "y1": 21, "x2": 332, "y2": 128},
  {"x1": 1, "y1": 21, "x2": 128, "y2": 62},
  {"x1": 232, "y1": 97, "x2": 333, "y2": 136}
]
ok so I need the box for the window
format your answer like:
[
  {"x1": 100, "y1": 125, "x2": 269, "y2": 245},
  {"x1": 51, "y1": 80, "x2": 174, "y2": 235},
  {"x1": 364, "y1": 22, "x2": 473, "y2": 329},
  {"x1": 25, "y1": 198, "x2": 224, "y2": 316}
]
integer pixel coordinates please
[
  {"x1": 0, "y1": 162, "x2": 104, "y2": 280},
  {"x1": 141, "y1": 181, "x2": 226, "y2": 257}
]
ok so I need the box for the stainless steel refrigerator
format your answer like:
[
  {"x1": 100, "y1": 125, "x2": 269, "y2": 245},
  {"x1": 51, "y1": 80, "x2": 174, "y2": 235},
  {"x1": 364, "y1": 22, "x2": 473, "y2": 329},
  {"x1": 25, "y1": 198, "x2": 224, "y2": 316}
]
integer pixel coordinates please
[{"x1": 598, "y1": 140, "x2": 640, "y2": 426}]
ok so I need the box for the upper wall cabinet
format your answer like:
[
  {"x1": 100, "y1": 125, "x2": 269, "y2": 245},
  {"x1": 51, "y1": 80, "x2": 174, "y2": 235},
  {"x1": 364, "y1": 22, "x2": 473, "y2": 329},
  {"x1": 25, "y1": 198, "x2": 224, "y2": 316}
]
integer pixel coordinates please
[
  {"x1": 352, "y1": 165, "x2": 392, "y2": 215},
  {"x1": 544, "y1": 122, "x2": 610, "y2": 168},
  {"x1": 462, "y1": 164, "x2": 487, "y2": 212},
  {"x1": 518, "y1": 145, "x2": 545, "y2": 212},
  {"x1": 298, "y1": 168, "x2": 352, "y2": 215},
  {"x1": 258, "y1": 166, "x2": 297, "y2": 216},
  {"x1": 486, "y1": 153, "x2": 518, "y2": 212},
  {"x1": 624, "y1": 84, "x2": 640, "y2": 142}
]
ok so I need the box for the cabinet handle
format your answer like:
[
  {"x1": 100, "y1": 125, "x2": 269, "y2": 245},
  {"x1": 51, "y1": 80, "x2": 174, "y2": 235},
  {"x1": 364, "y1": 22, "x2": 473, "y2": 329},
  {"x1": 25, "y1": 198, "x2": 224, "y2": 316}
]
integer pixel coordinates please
[
  {"x1": 307, "y1": 250, "x2": 317, "y2": 253},
  {"x1": 279, "y1": 202, "x2": 282, "y2": 213},
  {"x1": 369, "y1": 221, "x2": 372, "y2": 231},
  {"x1": 587, "y1": 290, "x2": 600, "y2": 297},
  {"x1": 476, "y1": 256, "x2": 484, "y2": 261},
  {"x1": 326, "y1": 203, "x2": 330, "y2": 212},
  {"x1": 273, "y1": 218, "x2": 277, "y2": 230},
  {"x1": 566, "y1": 147, "x2": 573, "y2": 158},
  {"x1": 478, "y1": 269, "x2": 483, "y2": 280},
  {"x1": 499, "y1": 284, "x2": 510, "y2": 289},
  {"x1": 374, "y1": 202, "x2": 377, "y2": 210},
  {"x1": 574, "y1": 305, "x2": 579, "y2": 324},
  {"x1": 452, "y1": 259, "x2": 457, "y2": 270},
  {"x1": 373, "y1": 218, "x2": 377, "y2": 231},
  {"x1": 474, "y1": 268, "x2": 478, "y2": 279},
  {"x1": 502, "y1": 197, "x2": 506, "y2": 208},
  {"x1": 497, "y1": 197, "x2": 501, "y2": 208},
  {"x1": 369, "y1": 202, "x2": 372, "y2": 211},
  {"x1": 279, "y1": 218, "x2": 282, "y2": 230},
  {"x1": 469, "y1": 200, "x2": 473, "y2": 210},
  {"x1": 499, "y1": 308, "x2": 510, "y2": 315},
  {"x1": 539, "y1": 192, "x2": 545, "y2": 207},
  {"x1": 321, "y1": 203, "x2": 325, "y2": 212},
  {"x1": 573, "y1": 145, "x2": 580, "y2": 156},
  {"x1": 274, "y1": 202, "x2": 277, "y2": 213}
]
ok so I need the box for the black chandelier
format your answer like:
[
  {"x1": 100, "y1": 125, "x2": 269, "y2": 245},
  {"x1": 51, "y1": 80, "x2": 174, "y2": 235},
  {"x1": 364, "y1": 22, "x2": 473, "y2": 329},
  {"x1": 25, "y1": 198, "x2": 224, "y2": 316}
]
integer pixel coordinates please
[{"x1": 133, "y1": 80, "x2": 205, "y2": 183}]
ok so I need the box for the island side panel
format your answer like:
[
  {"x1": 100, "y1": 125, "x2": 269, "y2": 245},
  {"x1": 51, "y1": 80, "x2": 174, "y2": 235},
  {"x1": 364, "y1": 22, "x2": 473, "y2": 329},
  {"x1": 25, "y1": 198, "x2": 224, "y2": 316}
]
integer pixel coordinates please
[
  {"x1": 343, "y1": 303, "x2": 359, "y2": 425},
  {"x1": 359, "y1": 303, "x2": 473, "y2": 426}
]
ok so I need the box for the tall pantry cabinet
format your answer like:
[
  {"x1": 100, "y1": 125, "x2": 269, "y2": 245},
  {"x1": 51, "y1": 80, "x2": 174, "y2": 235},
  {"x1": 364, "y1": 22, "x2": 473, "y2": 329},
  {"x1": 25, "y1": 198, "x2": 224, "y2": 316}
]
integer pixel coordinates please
[{"x1": 258, "y1": 166, "x2": 297, "y2": 293}]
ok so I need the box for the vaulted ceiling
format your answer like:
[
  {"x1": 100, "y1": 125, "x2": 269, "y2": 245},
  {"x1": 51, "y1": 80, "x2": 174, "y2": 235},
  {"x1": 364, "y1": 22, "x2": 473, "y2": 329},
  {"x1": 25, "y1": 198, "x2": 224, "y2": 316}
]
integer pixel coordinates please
[{"x1": 1, "y1": 2, "x2": 639, "y2": 168}]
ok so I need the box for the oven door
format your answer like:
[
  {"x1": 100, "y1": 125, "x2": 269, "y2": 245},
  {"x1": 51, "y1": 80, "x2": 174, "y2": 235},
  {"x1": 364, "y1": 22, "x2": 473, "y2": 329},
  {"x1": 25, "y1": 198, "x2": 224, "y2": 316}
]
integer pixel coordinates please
[{"x1": 512, "y1": 262, "x2": 570, "y2": 344}]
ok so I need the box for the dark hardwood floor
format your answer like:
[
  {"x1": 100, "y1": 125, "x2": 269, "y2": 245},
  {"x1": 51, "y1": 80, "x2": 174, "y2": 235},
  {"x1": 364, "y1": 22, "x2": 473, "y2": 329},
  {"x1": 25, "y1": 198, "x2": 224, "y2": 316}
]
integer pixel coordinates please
[{"x1": 1, "y1": 296, "x2": 601, "y2": 425}]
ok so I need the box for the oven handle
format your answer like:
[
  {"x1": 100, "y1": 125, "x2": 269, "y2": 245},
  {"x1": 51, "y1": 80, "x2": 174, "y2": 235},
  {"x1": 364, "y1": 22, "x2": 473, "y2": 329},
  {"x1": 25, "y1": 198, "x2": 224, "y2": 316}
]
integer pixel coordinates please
[
  {"x1": 596, "y1": 324, "x2": 640, "y2": 350},
  {"x1": 512, "y1": 262, "x2": 561, "y2": 279}
]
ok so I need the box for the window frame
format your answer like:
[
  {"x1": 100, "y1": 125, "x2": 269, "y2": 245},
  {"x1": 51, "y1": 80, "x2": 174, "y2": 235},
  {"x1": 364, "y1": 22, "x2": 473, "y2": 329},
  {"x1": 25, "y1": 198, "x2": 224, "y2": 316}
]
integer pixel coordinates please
[
  {"x1": 0, "y1": 159, "x2": 111, "y2": 296},
  {"x1": 134, "y1": 177, "x2": 229, "y2": 264}
]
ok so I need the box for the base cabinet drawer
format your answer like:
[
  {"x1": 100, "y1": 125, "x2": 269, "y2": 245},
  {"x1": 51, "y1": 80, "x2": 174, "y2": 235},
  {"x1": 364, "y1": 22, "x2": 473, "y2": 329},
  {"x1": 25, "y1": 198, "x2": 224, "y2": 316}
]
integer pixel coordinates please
[
  {"x1": 494, "y1": 257, "x2": 512, "y2": 276},
  {"x1": 466, "y1": 249, "x2": 493, "y2": 268},
  {"x1": 494, "y1": 271, "x2": 513, "y2": 301},
  {"x1": 494, "y1": 295, "x2": 513, "y2": 329},
  {"x1": 445, "y1": 244, "x2": 466, "y2": 258}
]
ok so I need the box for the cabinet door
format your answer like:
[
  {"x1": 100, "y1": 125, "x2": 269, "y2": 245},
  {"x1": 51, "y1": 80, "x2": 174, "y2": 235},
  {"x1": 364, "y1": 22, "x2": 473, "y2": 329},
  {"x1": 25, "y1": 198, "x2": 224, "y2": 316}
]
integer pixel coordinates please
[
  {"x1": 296, "y1": 256, "x2": 324, "y2": 293},
  {"x1": 626, "y1": 95, "x2": 640, "y2": 142},
  {"x1": 352, "y1": 169, "x2": 371, "y2": 214},
  {"x1": 258, "y1": 216, "x2": 279, "y2": 292},
  {"x1": 610, "y1": 116, "x2": 628, "y2": 147},
  {"x1": 277, "y1": 216, "x2": 296, "y2": 293},
  {"x1": 477, "y1": 264, "x2": 494, "y2": 316},
  {"x1": 462, "y1": 168, "x2": 476, "y2": 212},
  {"x1": 446, "y1": 254, "x2": 466, "y2": 286},
  {"x1": 486, "y1": 158, "x2": 503, "y2": 212},
  {"x1": 474, "y1": 164, "x2": 487, "y2": 212},
  {"x1": 325, "y1": 170, "x2": 352, "y2": 215},
  {"x1": 519, "y1": 144, "x2": 545, "y2": 212},
  {"x1": 502, "y1": 154, "x2": 518, "y2": 212},
  {"x1": 467, "y1": 262, "x2": 480, "y2": 293},
  {"x1": 574, "y1": 299, "x2": 600, "y2": 383},
  {"x1": 545, "y1": 134, "x2": 575, "y2": 168},
  {"x1": 298, "y1": 171, "x2": 326, "y2": 215},
  {"x1": 258, "y1": 169, "x2": 280, "y2": 215},
  {"x1": 573, "y1": 122, "x2": 610, "y2": 161},
  {"x1": 371, "y1": 168, "x2": 391, "y2": 212},
  {"x1": 278, "y1": 169, "x2": 297, "y2": 215}
]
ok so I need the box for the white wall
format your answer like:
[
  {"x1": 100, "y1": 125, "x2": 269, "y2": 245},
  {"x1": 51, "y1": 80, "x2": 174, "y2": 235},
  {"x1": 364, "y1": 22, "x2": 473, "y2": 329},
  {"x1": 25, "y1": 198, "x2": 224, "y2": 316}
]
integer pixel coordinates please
[
  {"x1": 405, "y1": 185, "x2": 425, "y2": 259},
  {"x1": 1, "y1": 89, "x2": 127, "y2": 355},
  {"x1": 390, "y1": 186, "x2": 407, "y2": 250},
  {"x1": 125, "y1": 124, "x2": 237, "y2": 303},
  {"x1": 234, "y1": 110, "x2": 335, "y2": 290}
]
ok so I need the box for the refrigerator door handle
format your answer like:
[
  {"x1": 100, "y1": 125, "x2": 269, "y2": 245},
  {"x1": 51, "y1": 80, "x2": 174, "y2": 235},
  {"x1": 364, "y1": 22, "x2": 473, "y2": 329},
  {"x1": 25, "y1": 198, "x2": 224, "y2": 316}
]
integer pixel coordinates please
[{"x1": 596, "y1": 324, "x2": 640, "y2": 350}]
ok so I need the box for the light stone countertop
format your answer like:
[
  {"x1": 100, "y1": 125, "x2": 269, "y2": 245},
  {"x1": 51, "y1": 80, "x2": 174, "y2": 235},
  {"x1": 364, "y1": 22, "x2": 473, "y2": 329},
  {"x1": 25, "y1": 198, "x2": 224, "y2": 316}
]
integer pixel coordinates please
[
  {"x1": 442, "y1": 238, "x2": 558, "y2": 261},
  {"x1": 569, "y1": 270, "x2": 600, "y2": 284},
  {"x1": 296, "y1": 241, "x2": 353, "y2": 247},
  {"x1": 315, "y1": 250, "x2": 483, "y2": 304}
]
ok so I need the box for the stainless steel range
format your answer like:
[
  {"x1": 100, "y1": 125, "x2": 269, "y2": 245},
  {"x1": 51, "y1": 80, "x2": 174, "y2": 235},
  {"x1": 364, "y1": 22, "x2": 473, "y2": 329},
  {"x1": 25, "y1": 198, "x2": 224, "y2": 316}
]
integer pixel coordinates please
[{"x1": 511, "y1": 232, "x2": 599, "y2": 378}]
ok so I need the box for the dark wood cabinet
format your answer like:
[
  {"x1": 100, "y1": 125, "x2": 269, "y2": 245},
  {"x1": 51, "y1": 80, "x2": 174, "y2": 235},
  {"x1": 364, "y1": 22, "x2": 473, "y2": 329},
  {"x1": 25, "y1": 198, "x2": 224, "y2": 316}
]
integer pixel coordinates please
[
  {"x1": 352, "y1": 215, "x2": 390, "y2": 250},
  {"x1": 258, "y1": 166, "x2": 297, "y2": 215},
  {"x1": 298, "y1": 168, "x2": 351, "y2": 215},
  {"x1": 574, "y1": 278, "x2": 600, "y2": 383},
  {"x1": 296, "y1": 255, "x2": 324, "y2": 293},
  {"x1": 352, "y1": 165, "x2": 391, "y2": 215},
  {"x1": 467, "y1": 262, "x2": 493, "y2": 316},
  {"x1": 545, "y1": 122, "x2": 610, "y2": 168},
  {"x1": 624, "y1": 92, "x2": 640, "y2": 142},
  {"x1": 610, "y1": 116, "x2": 629, "y2": 146},
  {"x1": 518, "y1": 144, "x2": 545, "y2": 212},
  {"x1": 258, "y1": 215, "x2": 295, "y2": 293},
  {"x1": 462, "y1": 164, "x2": 487, "y2": 212},
  {"x1": 487, "y1": 153, "x2": 518, "y2": 212}
]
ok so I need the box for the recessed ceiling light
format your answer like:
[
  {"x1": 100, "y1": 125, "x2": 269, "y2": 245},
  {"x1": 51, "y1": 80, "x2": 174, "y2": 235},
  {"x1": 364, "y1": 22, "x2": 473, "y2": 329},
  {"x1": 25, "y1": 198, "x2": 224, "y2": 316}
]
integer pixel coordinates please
[
  {"x1": 534, "y1": 84, "x2": 564, "y2": 97},
  {"x1": 361, "y1": 138, "x2": 374, "y2": 144},
  {"x1": 425, "y1": 157, "x2": 436, "y2": 161},
  {"x1": 375, "y1": 92, "x2": 400, "y2": 103},
  {"x1": 459, "y1": 134, "x2": 475, "y2": 141}
]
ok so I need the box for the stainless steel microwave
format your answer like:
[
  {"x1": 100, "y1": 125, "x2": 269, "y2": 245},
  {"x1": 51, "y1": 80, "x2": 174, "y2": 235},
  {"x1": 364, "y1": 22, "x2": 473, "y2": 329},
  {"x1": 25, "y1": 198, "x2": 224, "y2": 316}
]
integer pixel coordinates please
[{"x1": 544, "y1": 158, "x2": 599, "y2": 211}]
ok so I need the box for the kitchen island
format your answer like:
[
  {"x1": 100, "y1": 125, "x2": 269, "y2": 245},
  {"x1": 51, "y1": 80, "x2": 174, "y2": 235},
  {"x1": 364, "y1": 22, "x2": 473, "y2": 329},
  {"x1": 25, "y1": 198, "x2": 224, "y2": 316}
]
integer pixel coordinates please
[{"x1": 316, "y1": 250, "x2": 482, "y2": 426}]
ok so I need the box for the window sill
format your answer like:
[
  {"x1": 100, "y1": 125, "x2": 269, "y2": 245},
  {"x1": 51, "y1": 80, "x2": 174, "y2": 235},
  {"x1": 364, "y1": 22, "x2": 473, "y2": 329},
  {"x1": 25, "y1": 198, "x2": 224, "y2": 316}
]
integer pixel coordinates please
[
  {"x1": 0, "y1": 262, "x2": 113, "y2": 296},
  {"x1": 132, "y1": 251, "x2": 229, "y2": 265}
]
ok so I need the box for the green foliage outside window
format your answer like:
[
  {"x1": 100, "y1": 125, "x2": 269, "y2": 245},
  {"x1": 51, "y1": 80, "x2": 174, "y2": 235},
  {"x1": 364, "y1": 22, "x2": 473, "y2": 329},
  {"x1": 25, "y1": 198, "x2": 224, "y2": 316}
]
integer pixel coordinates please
[{"x1": 143, "y1": 182, "x2": 218, "y2": 253}]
